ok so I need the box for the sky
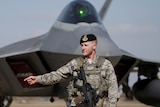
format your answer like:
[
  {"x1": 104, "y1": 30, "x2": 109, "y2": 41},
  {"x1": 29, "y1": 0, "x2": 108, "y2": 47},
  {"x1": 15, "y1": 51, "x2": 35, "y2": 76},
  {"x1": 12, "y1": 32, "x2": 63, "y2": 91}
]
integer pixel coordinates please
[{"x1": 0, "y1": 0, "x2": 160, "y2": 87}]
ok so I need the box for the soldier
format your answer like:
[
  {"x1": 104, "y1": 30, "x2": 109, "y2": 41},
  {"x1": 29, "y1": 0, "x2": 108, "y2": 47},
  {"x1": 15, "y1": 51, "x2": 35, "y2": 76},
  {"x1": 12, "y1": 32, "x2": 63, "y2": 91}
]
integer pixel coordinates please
[{"x1": 24, "y1": 34, "x2": 119, "y2": 107}]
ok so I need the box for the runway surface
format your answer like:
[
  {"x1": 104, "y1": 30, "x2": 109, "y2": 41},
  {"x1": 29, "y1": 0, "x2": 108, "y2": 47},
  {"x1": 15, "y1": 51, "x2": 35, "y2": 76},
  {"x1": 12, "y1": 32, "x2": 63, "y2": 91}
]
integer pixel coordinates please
[{"x1": 10, "y1": 94, "x2": 152, "y2": 107}]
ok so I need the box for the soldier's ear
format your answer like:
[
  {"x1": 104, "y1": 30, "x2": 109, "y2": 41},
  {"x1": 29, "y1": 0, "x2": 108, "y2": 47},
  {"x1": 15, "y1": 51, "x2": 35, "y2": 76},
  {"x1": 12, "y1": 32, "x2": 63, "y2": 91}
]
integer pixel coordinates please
[{"x1": 93, "y1": 41, "x2": 97, "y2": 49}]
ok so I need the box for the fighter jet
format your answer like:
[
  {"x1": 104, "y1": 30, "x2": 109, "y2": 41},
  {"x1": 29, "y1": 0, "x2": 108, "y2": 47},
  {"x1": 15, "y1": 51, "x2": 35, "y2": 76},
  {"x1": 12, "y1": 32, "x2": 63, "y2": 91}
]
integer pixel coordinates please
[{"x1": 0, "y1": 0, "x2": 160, "y2": 107}]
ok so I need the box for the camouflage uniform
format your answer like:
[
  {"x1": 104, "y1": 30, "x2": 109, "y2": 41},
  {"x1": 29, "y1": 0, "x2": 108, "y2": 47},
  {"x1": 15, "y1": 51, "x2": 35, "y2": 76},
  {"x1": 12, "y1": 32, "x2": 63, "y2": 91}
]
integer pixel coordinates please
[{"x1": 36, "y1": 55, "x2": 118, "y2": 107}]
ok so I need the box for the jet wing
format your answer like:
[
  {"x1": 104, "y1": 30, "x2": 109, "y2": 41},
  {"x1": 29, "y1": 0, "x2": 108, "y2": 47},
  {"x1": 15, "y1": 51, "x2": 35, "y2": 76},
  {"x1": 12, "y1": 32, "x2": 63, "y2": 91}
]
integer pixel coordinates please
[
  {"x1": 116, "y1": 49, "x2": 160, "y2": 83},
  {"x1": 0, "y1": 33, "x2": 47, "y2": 58}
]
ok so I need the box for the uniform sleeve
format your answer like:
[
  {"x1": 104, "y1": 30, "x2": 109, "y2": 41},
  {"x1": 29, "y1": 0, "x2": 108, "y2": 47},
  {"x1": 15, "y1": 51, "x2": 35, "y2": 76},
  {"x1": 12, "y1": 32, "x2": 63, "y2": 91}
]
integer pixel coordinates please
[
  {"x1": 104, "y1": 60, "x2": 118, "y2": 107},
  {"x1": 36, "y1": 59, "x2": 77, "y2": 85}
]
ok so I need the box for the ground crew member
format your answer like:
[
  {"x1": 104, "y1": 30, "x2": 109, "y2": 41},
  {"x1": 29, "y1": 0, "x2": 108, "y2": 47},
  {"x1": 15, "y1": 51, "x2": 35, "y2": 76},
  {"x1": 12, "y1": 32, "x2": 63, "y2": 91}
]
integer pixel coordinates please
[{"x1": 24, "y1": 34, "x2": 119, "y2": 107}]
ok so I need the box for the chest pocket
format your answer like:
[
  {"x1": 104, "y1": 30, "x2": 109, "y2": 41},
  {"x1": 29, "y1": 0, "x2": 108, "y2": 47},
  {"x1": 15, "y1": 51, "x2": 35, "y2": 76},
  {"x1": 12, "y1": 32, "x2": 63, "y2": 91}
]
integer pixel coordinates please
[
  {"x1": 72, "y1": 66, "x2": 101, "y2": 88},
  {"x1": 84, "y1": 67, "x2": 102, "y2": 89},
  {"x1": 84, "y1": 67, "x2": 108, "y2": 91},
  {"x1": 72, "y1": 57, "x2": 108, "y2": 94}
]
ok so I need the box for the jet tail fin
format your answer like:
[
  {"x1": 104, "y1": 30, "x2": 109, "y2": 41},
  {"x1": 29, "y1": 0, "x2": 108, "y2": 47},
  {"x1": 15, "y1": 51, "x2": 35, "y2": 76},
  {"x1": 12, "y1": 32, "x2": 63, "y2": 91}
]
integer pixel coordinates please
[{"x1": 99, "y1": 0, "x2": 112, "y2": 20}]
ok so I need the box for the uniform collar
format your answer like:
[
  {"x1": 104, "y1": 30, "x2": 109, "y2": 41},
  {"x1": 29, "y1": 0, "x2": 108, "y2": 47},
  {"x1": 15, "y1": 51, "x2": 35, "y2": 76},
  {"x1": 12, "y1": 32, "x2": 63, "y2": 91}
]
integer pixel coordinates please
[{"x1": 84, "y1": 55, "x2": 99, "y2": 64}]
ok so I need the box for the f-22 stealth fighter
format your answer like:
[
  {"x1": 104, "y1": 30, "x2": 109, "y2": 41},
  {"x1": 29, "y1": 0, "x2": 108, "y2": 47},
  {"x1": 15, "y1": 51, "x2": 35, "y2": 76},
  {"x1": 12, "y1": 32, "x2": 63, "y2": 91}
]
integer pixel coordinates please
[{"x1": 0, "y1": 0, "x2": 160, "y2": 107}]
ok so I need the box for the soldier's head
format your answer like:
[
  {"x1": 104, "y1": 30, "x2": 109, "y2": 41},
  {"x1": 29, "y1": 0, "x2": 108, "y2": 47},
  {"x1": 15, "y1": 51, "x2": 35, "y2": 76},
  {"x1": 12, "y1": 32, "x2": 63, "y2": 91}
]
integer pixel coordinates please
[{"x1": 80, "y1": 34, "x2": 97, "y2": 57}]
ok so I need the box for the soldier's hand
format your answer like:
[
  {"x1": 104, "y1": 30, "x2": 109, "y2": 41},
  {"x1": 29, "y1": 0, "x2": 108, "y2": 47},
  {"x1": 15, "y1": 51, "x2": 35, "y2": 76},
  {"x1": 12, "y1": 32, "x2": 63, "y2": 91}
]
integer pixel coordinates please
[{"x1": 24, "y1": 76, "x2": 37, "y2": 85}]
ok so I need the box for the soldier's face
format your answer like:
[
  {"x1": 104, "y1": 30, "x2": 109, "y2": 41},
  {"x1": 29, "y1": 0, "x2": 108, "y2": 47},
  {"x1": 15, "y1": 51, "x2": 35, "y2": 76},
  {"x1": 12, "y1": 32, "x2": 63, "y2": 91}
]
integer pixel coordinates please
[{"x1": 81, "y1": 41, "x2": 97, "y2": 57}]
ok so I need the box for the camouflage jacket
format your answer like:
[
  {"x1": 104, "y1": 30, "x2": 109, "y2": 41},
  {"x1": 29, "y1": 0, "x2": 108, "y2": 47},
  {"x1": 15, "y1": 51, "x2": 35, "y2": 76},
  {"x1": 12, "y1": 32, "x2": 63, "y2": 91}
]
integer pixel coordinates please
[{"x1": 36, "y1": 55, "x2": 118, "y2": 107}]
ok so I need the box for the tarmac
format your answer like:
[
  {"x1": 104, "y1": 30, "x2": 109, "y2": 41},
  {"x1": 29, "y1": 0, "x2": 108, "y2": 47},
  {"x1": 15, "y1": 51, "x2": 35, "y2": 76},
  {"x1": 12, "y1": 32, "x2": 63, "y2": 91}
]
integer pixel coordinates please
[{"x1": 10, "y1": 94, "x2": 152, "y2": 107}]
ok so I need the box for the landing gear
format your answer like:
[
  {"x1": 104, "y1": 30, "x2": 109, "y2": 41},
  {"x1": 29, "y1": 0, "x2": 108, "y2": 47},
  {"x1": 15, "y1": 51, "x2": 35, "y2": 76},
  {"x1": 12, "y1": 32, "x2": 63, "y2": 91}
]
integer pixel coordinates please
[
  {"x1": 0, "y1": 96, "x2": 12, "y2": 107},
  {"x1": 122, "y1": 74, "x2": 133, "y2": 100},
  {"x1": 50, "y1": 96, "x2": 55, "y2": 103}
]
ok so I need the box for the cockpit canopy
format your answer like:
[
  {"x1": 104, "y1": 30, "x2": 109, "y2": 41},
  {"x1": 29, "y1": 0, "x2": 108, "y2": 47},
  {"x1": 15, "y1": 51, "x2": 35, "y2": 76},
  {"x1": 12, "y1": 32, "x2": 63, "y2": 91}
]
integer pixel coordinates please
[{"x1": 57, "y1": 0, "x2": 102, "y2": 24}]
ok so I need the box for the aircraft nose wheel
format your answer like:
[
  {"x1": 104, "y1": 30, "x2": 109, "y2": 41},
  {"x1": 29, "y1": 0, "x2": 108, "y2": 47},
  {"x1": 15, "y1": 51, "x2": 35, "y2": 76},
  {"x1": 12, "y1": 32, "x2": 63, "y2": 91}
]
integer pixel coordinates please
[
  {"x1": 0, "y1": 96, "x2": 4, "y2": 107},
  {"x1": 50, "y1": 97, "x2": 55, "y2": 103},
  {"x1": 0, "y1": 96, "x2": 12, "y2": 107}
]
